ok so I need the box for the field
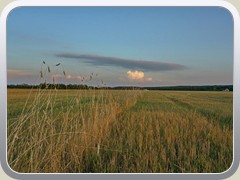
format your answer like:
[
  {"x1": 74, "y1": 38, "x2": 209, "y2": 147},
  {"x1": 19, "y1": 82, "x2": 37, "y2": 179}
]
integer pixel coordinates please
[{"x1": 7, "y1": 88, "x2": 233, "y2": 173}]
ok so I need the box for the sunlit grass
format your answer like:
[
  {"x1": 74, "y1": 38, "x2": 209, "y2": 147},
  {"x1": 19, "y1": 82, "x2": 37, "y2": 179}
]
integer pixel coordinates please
[{"x1": 7, "y1": 89, "x2": 233, "y2": 173}]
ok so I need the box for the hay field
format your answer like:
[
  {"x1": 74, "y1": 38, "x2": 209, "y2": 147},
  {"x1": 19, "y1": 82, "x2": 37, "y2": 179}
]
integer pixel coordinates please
[{"x1": 7, "y1": 89, "x2": 233, "y2": 173}]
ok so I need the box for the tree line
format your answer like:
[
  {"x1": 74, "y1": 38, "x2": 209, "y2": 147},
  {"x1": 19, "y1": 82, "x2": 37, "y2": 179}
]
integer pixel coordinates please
[
  {"x1": 7, "y1": 83, "x2": 112, "y2": 90},
  {"x1": 7, "y1": 83, "x2": 233, "y2": 91},
  {"x1": 143, "y1": 85, "x2": 233, "y2": 91}
]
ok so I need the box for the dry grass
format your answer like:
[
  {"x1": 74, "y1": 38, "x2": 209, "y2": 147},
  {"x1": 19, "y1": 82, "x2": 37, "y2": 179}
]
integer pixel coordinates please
[{"x1": 7, "y1": 89, "x2": 233, "y2": 173}]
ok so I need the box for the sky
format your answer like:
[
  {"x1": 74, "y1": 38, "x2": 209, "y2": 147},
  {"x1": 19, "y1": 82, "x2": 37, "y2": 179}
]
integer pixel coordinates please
[{"x1": 7, "y1": 7, "x2": 233, "y2": 87}]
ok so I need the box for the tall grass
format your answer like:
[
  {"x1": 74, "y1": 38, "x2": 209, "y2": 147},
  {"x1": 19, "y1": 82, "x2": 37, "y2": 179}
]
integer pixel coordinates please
[
  {"x1": 7, "y1": 88, "x2": 144, "y2": 173},
  {"x1": 7, "y1": 88, "x2": 233, "y2": 173}
]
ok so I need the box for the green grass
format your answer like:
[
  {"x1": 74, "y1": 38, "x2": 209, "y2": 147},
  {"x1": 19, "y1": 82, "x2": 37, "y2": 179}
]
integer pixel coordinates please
[{"x1": 7, "y1": 89, "x2": 233, "y2": 173}]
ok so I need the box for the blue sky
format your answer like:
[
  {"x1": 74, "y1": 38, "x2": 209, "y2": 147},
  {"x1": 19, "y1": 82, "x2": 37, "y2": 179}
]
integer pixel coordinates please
[{"x1": 7, "y1": 7, "x2": 233, "y2": 86}]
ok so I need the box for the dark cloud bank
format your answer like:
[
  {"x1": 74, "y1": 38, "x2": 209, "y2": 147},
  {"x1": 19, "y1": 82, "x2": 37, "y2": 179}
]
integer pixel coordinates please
[{"x1": 56, "y1": 53, "x2": 187, "y2": 72}]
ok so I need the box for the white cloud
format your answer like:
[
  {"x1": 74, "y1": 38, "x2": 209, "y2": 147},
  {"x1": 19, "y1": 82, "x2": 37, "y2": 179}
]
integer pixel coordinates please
[{"x1": 127, "y1": 70, "x2": 144, "y2": 80}]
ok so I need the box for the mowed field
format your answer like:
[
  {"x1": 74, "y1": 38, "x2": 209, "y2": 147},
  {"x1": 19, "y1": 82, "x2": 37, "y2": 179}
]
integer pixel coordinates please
[{"x1": 7, "y1": 89, "x2": 233, "y2": 173}]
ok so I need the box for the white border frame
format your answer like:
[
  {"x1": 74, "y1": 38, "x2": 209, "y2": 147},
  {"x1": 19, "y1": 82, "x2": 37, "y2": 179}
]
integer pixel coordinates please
[{"x1": 0, "y1": 0, "x2": 239, "y2": 179}]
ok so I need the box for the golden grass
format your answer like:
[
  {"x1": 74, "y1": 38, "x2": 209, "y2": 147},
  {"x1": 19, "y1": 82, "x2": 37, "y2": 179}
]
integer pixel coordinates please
[{"x1": 7, "y1": 89, "x2": 233, "y2": 173}]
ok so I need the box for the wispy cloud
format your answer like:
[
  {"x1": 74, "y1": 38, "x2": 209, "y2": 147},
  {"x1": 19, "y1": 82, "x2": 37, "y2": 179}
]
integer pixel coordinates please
[
  {"x1": 56, "y1": 53, "x2": 187, "y2": 72},
  {"x1": 7, "y1": 69, "x2": 32, "y2": 78},
  {"x1": 66, "y1": 75, "x2": 82, "y2": 80},
  {"x1": 7, "y1": 69, "x2": 38, "y2": 84},
  {"x1": 145, "y1": 77, "x2": 153, "y2": 82},
  {"x1": 52, "y1": 74, "x2": 83, "y2": 81}
]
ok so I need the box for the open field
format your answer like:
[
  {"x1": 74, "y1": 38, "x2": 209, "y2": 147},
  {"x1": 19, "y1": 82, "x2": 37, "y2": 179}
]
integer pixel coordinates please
[{"x1": 7, "y1": 89, "x2": 233, "y2": 173}]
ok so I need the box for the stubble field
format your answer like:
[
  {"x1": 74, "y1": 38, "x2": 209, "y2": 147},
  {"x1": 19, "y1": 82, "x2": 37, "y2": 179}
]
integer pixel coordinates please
[{"x1": 7, "y1": 89, "x2": 233, "y2": 173}]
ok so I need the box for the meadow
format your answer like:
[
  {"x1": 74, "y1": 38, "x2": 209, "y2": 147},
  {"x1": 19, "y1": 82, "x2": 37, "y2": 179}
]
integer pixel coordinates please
[{"x1": 7, "y1": 88, "x2": 233, "y2": 173}]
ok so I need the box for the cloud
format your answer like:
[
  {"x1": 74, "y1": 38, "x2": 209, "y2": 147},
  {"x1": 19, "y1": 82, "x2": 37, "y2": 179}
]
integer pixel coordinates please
[
  {"x1": 66, "y1": 75, "x2": 82, "y2": 80},
  {"x1": 52, "y1": 74, "x2": 62, "y2": 78},
  {"x1": 52, "y1": 74, "x2": 83, "y2": 81},
  {"x1": 145, "y1": 77, "x2": 153, "y2": 82},
  {"x1": 56, "y1": 53, "x2": 187, "y2": 72},
  {"x1": 127, "y1": 70, "x2": 144, "y2": 80},
  {"x1": 7, "y1": 69, "x2": 32, "y2": 78},
  {"x1": 7, "y1": 69, "x2": 39, "y2": 84}
]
